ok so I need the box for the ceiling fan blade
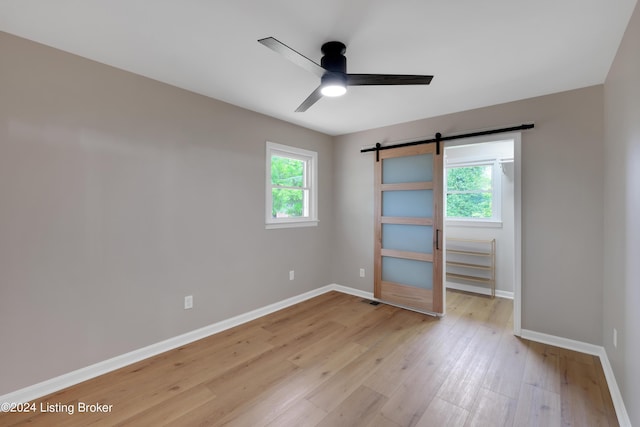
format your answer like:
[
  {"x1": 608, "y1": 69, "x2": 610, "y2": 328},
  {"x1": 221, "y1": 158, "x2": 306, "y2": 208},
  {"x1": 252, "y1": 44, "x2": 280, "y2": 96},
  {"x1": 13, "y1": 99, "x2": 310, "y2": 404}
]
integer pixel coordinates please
[
  {"x1": 295, "y1": 86, "x2": 324, "y2": 112},
  {"x1": 258, "y1": 37, "x2": 325, "y2": 78},
  {"x1": 347, "y1": 74, "x2": 434, "y2": 86}
]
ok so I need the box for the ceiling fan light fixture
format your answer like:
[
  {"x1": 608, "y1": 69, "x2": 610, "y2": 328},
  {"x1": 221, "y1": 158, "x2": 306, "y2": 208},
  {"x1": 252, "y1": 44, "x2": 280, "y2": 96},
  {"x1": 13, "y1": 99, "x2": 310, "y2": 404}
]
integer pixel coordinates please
[
  {"x1": 258, "y1": 37, "x2": 433, "y2": 111},
  {"x1": 320, "y1": 73, "x2": 347, "y2": 97},
  {"x1": 321, "y1": 84, "x2": 347, "y2": 97}
]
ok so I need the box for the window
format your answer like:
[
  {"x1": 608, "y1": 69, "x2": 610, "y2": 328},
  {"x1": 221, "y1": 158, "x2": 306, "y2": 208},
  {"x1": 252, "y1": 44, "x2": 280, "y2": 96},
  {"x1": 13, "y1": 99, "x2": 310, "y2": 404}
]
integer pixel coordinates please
[
  {"x1": 266, "y1": 142, "x2": 318, "y2": 228},
  {"x1": 445, "y1": 161, "x2": 501, "y2": 224}
]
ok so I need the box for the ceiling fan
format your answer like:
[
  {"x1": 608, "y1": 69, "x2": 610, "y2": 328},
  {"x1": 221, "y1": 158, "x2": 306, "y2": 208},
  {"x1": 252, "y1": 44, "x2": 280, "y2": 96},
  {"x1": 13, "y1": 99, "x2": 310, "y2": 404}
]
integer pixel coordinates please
[{"x1": 258, "y1": 37, "x2": 434, "y2": 112}]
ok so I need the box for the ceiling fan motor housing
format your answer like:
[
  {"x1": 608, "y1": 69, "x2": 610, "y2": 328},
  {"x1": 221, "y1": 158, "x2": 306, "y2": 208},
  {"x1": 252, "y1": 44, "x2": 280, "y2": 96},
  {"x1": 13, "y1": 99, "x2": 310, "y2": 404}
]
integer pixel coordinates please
[{"x1": 321, "y1": 41, "x2": 347, "y2": 74}]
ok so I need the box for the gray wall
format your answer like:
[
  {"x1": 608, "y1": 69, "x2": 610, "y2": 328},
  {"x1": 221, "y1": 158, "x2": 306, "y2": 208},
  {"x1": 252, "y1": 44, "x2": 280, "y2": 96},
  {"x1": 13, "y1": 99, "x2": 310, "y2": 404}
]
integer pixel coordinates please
[
  {"x1": 0, "y1": 32, "x2": 334, "y2": 395},
  {"x1": 333, "y1": 85, "x2": 604, "y2": 345},
  {"x1": 603, "y1": 1, "x2": 640, "y2": 425}
]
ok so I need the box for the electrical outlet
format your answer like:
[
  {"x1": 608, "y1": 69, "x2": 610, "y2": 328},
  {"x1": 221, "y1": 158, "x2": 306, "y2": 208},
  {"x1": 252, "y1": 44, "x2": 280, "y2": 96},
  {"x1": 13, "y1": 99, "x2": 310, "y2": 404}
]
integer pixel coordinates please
[
  {"x1": 360, "y1": 268, "x2": 365, "y2": 278},
  {"x1": 613, "y1": 328, "x2": 617, "y2": 348},
  {"x1": 184, "y1": 295, "x2": 193, "y2": 310},
  {"x1": 289, "y1": 270, "x2": 295, "y2": 281}
]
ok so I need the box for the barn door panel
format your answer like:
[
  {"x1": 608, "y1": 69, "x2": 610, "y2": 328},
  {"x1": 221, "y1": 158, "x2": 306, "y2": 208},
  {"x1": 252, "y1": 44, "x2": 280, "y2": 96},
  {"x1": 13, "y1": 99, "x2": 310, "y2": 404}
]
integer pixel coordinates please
[{"x1": 374, "y1": 144, "x2": 443, "y2": 314}]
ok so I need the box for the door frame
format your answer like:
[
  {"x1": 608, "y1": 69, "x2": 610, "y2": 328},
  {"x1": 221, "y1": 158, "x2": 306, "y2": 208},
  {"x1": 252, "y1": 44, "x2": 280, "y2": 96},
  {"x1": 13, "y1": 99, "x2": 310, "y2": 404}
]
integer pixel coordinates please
[{"x1": 443, "y1": 132, "x2": 522, "y2": 335}]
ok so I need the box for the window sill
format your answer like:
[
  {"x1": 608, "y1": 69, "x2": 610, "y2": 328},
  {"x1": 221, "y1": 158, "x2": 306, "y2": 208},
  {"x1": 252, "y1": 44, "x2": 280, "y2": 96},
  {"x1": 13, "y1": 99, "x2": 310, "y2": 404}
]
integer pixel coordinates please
[
  {"x1": 265, "y1": 220, "x2": 319, "y2": 230},
  {"x1": 446, "y1": 219, "x2": 503, "y2": 228}
]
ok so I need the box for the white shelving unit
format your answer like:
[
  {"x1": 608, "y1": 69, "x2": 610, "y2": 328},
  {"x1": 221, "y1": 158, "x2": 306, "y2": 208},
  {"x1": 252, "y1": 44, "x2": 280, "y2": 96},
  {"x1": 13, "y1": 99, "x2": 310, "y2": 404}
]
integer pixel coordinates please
[{"x1": 445, "y1": 238, "x2": 496, "y2": 298}]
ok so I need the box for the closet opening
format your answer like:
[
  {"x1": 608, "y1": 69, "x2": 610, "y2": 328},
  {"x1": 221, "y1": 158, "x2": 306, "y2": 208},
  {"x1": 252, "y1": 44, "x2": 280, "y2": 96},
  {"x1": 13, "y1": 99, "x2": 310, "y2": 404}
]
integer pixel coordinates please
[{"x1": 443, "y1": 134, "x2": 522, "y2": 335}]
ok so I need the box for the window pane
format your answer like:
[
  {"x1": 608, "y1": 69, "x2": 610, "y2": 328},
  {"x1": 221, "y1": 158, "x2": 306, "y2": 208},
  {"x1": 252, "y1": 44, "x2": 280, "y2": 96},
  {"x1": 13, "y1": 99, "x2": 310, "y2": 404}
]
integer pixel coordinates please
[
  {"x1": 382, "y1": 190, "x2": 433, "y2": 217},
  {"x1": 271, "y1": 156, "x2": 304, "y2": 187},
  {"x1": 271, "y1": 188, "x2": 307, "y2": 218},
  {"x1": 382, "y1": 256, "x2": 433, "y2": 290},
  {"x1": 382, "y1": 224, "x2": 433, "y2": 254},
  {"x1": 447, "y1": 165, "x2": 492, "y2": 191},
  {"x1": 382, "y1": 154, "x2": 433, "y2": 184},
  {"x1": 446, "y1": 193, "x2": 492, "y2": 218}
]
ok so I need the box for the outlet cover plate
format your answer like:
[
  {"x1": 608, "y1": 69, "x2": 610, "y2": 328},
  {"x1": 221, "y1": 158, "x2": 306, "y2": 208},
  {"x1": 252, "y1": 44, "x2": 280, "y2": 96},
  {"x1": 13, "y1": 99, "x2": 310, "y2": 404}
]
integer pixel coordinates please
[{"x1": 184, "y1": 295, "x2": 193, "y2": 310}]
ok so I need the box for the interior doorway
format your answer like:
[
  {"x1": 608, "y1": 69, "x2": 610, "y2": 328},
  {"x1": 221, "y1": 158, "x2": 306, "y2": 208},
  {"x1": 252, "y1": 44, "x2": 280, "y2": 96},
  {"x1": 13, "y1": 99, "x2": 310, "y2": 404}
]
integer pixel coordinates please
[{"x1": 443, "y1": 133, "x2": 522, "y2": 335}]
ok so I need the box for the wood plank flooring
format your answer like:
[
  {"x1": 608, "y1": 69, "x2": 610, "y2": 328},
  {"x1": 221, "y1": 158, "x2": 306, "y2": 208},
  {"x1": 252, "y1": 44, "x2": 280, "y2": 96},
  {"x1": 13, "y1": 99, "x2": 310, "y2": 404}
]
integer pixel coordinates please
[{"x1": 0, "y1": 290, "x2": 618, "y2": 427}]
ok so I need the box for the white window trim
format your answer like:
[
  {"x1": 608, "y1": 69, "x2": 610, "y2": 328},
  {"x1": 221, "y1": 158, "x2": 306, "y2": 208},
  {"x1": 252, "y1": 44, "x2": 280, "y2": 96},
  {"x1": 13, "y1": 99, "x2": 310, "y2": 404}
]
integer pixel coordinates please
[
  {"x1": 444, "y1": 159, "x2": 502, "y2": 226},
  {"x1": 265, "y1": 141, "x2": 318, "y2": 229}
]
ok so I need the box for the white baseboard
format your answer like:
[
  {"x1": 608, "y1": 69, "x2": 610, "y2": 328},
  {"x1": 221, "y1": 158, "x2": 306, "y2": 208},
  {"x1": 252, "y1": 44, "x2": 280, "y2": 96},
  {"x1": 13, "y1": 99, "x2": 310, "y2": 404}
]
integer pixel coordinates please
[
  {"x1": 446, "y1": 281, "x2": 514, "y2": 299},
  {"x1": 1, "y1": 283, "x2": 363, "y2": 405},
  {"x1": 520, "y1": 329, "x2": 631, "y2": 427},
  {"x1": 520, "y1": 329, "x2": 602, "y2": 355},
  {"x1": 330, "y1": 283, "x2": 374, "y2": 300},
  {"x1": 598, "y1": 348, "x2": 632, "y2": 427}
]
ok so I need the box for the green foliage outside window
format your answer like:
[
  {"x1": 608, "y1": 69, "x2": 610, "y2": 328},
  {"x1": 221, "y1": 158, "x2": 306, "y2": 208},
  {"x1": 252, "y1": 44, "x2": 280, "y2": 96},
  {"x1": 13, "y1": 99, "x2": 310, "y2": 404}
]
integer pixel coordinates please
[
  {"x1": 446, "y1": 165, "x2": 492, "y2": 218},
  {"x1": 271, "y1": 156, "x2": 305, "y2": 218}
]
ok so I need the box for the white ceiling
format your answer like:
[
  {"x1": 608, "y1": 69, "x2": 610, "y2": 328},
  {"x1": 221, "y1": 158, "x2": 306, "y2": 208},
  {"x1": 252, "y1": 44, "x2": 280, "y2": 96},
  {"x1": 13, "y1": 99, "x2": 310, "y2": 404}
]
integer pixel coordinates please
[{"x1": 1, "y1": 0, "x2": 637, "y2": 136}]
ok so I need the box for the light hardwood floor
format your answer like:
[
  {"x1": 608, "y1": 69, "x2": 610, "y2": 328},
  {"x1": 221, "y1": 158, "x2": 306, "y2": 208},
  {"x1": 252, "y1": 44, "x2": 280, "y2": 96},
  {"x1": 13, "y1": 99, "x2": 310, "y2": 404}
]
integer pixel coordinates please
[{"x1": 0, "y1": 290, "x2": 618, "y2": 427}]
